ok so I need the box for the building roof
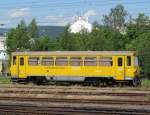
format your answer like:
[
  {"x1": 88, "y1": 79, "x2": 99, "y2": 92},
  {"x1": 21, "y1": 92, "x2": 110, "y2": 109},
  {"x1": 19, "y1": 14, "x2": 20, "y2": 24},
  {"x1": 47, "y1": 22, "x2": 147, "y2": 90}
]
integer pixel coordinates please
[{"x1": 12, "y1": 51, "x2": 136, "y2": 56}]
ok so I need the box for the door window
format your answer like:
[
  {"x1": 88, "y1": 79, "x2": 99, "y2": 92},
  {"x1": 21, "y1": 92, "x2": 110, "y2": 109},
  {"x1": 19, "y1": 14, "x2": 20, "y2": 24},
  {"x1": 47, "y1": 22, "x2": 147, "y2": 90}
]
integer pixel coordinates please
[
  {"x1": 118, "y1": 58, "x2": 122, "y2": 66},
  {"x1": 20, "y1": 57, "x2": 24, "y2": 66},
  {"x1": 13, "y1": 56, "x2": 16, "y2": 65}
]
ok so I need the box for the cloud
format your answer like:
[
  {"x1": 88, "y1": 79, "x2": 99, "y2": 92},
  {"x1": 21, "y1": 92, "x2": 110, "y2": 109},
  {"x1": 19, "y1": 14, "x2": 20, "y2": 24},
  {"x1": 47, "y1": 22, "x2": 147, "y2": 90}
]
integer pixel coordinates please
[
  {"x1": 0, "y1": 20, "x2": 10, "y2": 25},
  {"x1": 44, "y1": 10, "x2": 98, "y2": 26},
  {"x1": 84, "y1": 10, "x2": 98, "y2": 17},
  {"x1": 45, "y1": 15, "x2": 77, "y2": 26},
  {"x1": 9, "y1": 8, "x2": 30, "y2": 18}
]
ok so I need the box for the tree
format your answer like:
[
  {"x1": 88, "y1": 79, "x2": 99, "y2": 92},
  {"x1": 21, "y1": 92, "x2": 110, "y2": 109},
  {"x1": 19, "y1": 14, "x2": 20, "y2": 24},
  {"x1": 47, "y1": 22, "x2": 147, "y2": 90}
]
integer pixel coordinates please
[
  {"x1": 28, "y1": 18, "x2": 39, "y2": 38},
  {"x1": 126, "y1": 32, "x2": 150, "y2": 78},
  {"x1": 35, "y1": 36, "x2": 59, "y2": 51},
  {"x1": 6, "y1": 19, "x2": 30, "y2": 54},
  {"x1": 126, "y1": 13, "x2": 150, "y2": 41},
  {"x1": 103, "y1": 4, "x2": 128, "y2": 31},
  {"x1": 58, "y1": 26, "x2": 76, "y2": 50},
  {"x1": 126, "y1": 13, "x2": 150, "y2": 78}
]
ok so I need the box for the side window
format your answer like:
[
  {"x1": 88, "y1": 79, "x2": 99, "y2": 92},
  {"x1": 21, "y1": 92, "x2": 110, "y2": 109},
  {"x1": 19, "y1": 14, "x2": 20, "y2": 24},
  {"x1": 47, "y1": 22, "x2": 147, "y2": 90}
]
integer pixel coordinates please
[
  {"x1": 20, "y1": 57, "x2": 24, "y2": 66},
  {"x1": 42, "y1": 57, "x2": 54, "y2": 66},
  {"x1": 99, "y1": 57, "x2": 113, "y2": 66},
  {"x1": 28, "y1": 57, "x2": 40, "y2": 66},
  {"x1": 13, "y1": 56, "x2": 16, "y2": 65},
  {"x1": 55, "y1": 57, "x2": 68, "y2": 66},
  {"x1": 127, "y1": 56, "x2": 131, "y2": 66},
  {"x1": 84, "y1": 57, "x2": 97, "y2": 66},
  {"x1": 70, "y1": 57, "x2": 82, "y2": 66},
  {"x1": 118, "y1": 58, "x2": 122, "y2": 66}
]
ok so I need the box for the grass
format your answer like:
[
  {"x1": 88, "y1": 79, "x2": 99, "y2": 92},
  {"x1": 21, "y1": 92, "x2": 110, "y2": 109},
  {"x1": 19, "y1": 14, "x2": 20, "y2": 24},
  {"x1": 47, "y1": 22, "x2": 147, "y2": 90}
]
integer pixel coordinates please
[
  {"x1": 141, "y1": 78, "x2": 150, "y2": 88},
  {"x1": 0, "y1": 76, "x2": 11, "y2": 84}
]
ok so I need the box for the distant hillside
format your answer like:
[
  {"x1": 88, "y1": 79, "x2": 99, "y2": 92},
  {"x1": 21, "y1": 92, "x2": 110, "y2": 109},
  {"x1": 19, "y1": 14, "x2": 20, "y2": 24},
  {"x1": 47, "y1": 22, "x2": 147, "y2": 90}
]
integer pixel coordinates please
[
  {"x1": 38, "y1": 26, "x2": 65, "y2": 38},
  {"x1": 0, "y1": 28, "x2": 9, "y2": 36},
  {"x1": 0, "y1": 26, "x2": 65, "y2": 38}
]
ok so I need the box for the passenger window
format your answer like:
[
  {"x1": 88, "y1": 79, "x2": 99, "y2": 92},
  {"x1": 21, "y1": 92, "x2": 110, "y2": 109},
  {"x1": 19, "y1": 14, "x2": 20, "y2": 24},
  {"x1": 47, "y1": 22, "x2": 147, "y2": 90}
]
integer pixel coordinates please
[
  {"x1": 28, "y1": 57, "x2": 40, "y2": 66},
  {"x1": 13, "y1": 56, "x2": 16, "y2": 65},
  {"x1": 118, "y1": 58, "x2": 122, "y2": 66},
  {"x1": 127, "y1": 56, "x2": 131, "y2": 66},
  {"x1": 55, "y1": 57, "x2": 68, "y2": 66},
  {"x1": 42, "y1": 57, "x2": 54, "y2": 66},
  {"x1": 20, "y1": 57, "x2": 24, "y2": 66},
  {"x1": 99, "y1": 57, "x2": 113, "y2": 66},
  {"x1": 84, "y1": 57, "x2": 97, "y2": 66},
  {"x1": 70, "y1": 57, "x2": 82, "y2": 66}
]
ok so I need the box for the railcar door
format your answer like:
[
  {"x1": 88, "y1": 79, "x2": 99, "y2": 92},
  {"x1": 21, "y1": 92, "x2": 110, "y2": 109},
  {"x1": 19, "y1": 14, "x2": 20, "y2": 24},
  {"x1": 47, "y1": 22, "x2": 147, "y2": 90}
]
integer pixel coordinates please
[
  {"x1": 10, "y1": 55, "x2": 19, "y2": 78},
  {"x1": 18, "y1": 56, "x2": 26, "y2": 78},
  {"x1": 116, "y1": 56, "x2": 125, "y2": 80}
]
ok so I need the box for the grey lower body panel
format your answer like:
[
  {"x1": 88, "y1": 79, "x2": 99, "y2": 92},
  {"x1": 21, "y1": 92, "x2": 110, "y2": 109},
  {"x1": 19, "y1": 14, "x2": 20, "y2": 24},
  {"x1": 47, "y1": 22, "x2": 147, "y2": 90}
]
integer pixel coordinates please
[
  {"x1": 46, "y1": 76, "x2": 85, "y2": 82},
  {"x1": 45, "y1": 76, "x2": 115, "y2": 82}
]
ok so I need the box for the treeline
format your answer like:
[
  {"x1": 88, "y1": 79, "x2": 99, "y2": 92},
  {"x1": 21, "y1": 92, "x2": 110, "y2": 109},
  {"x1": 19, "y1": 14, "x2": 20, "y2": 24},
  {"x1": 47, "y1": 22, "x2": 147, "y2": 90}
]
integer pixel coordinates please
[{"x1": 6, "y1": 4, "x2": 150, "y2": 78}]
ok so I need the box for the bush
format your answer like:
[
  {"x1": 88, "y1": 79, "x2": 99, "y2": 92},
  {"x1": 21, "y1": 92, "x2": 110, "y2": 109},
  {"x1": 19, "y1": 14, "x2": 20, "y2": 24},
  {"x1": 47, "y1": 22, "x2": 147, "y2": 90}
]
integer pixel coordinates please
[
  {"x1": 0, "y1": 76, "x2": 11, "y2": 84},
  {"x1": 141, "y1": 78, "x2": 150, "y2": 88}
]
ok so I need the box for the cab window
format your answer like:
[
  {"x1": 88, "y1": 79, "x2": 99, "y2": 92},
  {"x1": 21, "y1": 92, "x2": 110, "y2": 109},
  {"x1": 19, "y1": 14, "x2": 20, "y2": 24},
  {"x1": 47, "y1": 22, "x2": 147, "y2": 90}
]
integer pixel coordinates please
[
  {"x1": 135, "y1": 56, "x2": 138, "y2": 66},
  {"x1": 127, "y1": 56, "x2": 131, "y2": 66}
]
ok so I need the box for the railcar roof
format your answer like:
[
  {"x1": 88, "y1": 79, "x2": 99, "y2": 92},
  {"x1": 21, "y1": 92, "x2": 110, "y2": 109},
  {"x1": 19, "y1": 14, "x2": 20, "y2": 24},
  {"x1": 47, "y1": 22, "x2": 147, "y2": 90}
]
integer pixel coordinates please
[{"x1": 12, "y1": 51, "x2": 136, "y2": 56}]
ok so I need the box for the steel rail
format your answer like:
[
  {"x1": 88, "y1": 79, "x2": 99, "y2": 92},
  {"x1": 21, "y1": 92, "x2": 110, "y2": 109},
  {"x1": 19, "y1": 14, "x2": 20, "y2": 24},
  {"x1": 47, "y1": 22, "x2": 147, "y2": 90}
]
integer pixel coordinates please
[
  {"x1": 0, "y1": 104, "x2": 149, "y2": 115},
  {"x1": 0, "y1": 96, "x2": 150, "y2": 105},
  {"x1": 0, "y1": 90, "x2": 149, "y2": 97}
]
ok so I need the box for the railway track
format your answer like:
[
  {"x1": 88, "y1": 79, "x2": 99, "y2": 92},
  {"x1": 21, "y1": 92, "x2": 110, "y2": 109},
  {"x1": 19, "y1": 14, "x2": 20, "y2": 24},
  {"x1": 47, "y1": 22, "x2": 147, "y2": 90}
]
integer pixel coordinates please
[
  {"x1": 0, "y1": 85, "x2": 150, "y2": 91},
  {"x1": 0, "y1": 86, "x2": 149, "y2": 114},
  {"x1": 0, "y1": 103, "x2": 149, "y2": 115},
  {"x1": 0, "y1": 89, "x2": 149, "y2": 97},
  {"x1": 0, "y1": 96, "x2": 150, "y2": 105}
]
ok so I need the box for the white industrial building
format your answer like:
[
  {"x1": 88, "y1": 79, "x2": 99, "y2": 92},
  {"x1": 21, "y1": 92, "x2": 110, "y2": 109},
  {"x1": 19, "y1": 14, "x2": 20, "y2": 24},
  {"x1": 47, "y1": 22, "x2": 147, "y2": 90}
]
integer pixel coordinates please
[
  {"x1": 69, "y1": 16, "x2": 92, "y2": 33},
  {"x1": 0, "y1": 35, "x2": 8, "y2": 60}
]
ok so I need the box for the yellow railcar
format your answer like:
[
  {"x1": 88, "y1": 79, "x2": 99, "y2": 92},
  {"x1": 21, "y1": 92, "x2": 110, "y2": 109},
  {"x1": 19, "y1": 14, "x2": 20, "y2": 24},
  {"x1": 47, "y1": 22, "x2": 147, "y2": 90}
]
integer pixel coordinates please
[{"x1": 10, "y1": 51, "x2": 140, "y2": 86}]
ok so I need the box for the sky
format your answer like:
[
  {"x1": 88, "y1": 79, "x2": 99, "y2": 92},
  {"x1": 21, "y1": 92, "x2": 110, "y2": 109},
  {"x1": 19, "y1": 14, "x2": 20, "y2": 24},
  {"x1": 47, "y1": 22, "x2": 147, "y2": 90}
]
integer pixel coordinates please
[{"x1": 0, "y1": 0, "x2": 150, "y2": 28}]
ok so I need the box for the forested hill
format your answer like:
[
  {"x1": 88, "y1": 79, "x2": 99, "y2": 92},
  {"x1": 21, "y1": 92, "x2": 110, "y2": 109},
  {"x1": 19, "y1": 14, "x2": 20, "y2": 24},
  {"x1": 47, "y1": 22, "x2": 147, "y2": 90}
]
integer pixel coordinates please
[
  {"x1": 38, "y1": 26, "x2": 65, "y2": 38},
  {"x1": 0, "y1": 28, "x2": 9, "y2": 35},
  {"x1": 0, "y1": 26, "x2": 65, "y2": 38}
]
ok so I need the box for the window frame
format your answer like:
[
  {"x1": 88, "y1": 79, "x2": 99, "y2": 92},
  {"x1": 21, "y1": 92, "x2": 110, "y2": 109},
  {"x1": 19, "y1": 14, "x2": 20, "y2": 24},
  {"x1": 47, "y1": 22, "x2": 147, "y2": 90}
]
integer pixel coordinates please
[
  {"x1": 99, "y1": 57, "x2": 113, "y2": 66},
  {"x1": 55, "y1": 57, "x2": 68, "y2": 66},
  {"x1": 70, "y1": 57, "x2": 82, "y2": 66},
  {"x1": 84, "y1": 57, "x2": 97, "y2": 66},
  {"x1": 42, "y1": 57, "x2": 54, "y2": 66},
  {"x1": 28, "y1": 57, "x2": 40, "y2": 66}
]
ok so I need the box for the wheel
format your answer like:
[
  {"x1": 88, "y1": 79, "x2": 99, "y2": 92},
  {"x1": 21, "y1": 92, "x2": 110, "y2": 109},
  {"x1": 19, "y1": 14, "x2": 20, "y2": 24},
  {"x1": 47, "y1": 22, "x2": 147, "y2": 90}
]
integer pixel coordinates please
[
  {"x1": 33, "y1": 77, "x2": 47, "y2": 85},
  {"x1": 132, "y1": 77, "x2": 140, "y2": 87}
]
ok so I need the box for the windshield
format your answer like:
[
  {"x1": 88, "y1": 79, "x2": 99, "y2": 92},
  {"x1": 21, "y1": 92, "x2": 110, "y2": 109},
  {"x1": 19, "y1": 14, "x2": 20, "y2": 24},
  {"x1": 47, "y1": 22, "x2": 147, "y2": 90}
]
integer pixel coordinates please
[{"x1": 135, "y1": 56, "x2": 138, "y2": 66}]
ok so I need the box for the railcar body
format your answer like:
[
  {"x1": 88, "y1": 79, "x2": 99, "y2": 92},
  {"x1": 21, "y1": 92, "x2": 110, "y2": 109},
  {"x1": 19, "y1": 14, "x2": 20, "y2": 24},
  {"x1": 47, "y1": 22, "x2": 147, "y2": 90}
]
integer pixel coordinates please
[{"x1": 10, "y1": 51, "x2": 140, "y2": 85}]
